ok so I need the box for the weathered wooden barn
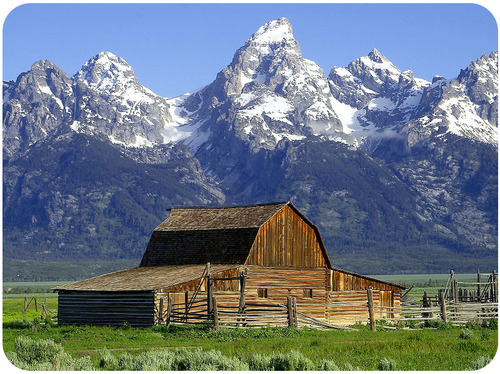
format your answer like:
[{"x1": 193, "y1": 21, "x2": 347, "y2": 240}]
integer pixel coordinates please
[{"x1": 55, "y1": 202, "x2": 404, "y2": 327}]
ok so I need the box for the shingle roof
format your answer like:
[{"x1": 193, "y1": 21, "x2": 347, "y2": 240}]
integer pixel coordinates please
[
  {"x1": 140, "y1": 202, "x2": 289, "y2": 267},
  {"x1": 156, "y1": 202, "x2": 289, "y2": 231},
  {"x1": 54, "y1": 264, "x2": 240, "y2": 291}
]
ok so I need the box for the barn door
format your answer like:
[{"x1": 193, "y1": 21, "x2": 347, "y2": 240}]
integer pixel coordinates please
[
  {"x1": 170, "y1": 292, "x2": 188, "y2": 322},
  {"x1": 379, "y1": 291, "x2": 393, "y2": 319}
]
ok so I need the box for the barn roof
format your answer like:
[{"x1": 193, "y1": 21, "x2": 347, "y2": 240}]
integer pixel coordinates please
[
  {"x1": 54, "y1": 264, "x2": 240, "y2": 292},
  {"x1": 156, "y1": 202, "x2": 289, "y2": 231},
  {"x1": 140, "y1": 202, "x2": 304, "y2": 267}
]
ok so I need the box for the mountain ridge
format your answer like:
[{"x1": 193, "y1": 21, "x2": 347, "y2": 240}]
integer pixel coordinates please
[{"x1": 3, "y1": 18, "x2": 497, "y2": 274}]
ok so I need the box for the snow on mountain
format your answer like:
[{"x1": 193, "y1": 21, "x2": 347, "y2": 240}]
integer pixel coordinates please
[
  {"x1": 72, "y1": 52, "x2": 175, "y2": 148},
  {"x1": 3, "y1": 19, "x2": 497, "y2": 158},
  {"x1": 328, "y1": 48, "x2": 497, "y2": 150},
  {"x1": 175, "y1": 17, "x2": 343, "y2": 156}
]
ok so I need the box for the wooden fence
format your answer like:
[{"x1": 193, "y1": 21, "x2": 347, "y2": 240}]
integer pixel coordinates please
[
  {"x1": 159, "y1": 289, "x2": 498, "y2": 330},
  {"x1": 22, "y1": 296, "x2": 57, "y2": 321},
  {"x1": 370, "y1": 293, "x2": 498, "y2": 329}
]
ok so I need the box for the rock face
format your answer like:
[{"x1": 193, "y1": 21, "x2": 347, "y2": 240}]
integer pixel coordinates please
[
  {"x1": 2, "y1": 18, "x2": 497, "y2": 273},
  {"x1": 72, "y1": 52, "x2": 176, "y2": 147},
  {"x1": 3, "y1": 60, "x2": 74, "y2": 158}
]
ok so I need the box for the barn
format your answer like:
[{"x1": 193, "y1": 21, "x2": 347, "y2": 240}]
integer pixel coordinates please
[{"x1": 55, "y1": 202, "x2": 404, "y2": 327}]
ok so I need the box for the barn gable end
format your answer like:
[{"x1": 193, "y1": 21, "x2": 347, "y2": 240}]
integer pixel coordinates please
[{"x1": 246, "y1": 204, "x2": 331, "y2": 268}]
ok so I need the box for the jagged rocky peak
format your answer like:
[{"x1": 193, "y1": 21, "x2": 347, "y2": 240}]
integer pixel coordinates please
[
  {"x1": 2, "y1": 59, "x2": 75, "y2": 158},
  {"x1": 328, "y1": 48, "x2": 409, "y2": 109},
  {"x1": 347, "y1": 48, "x2": 402, "y2": 94},
  {"x1": 249, "y1": 17, "x2": 295, "y2": 46},
  {"x1": 74, "y1": 51, "x2": 137, "y2": 92},
  {"x1": 457, "y1": 51, "x2": 498, "y2": 126},
  {"x1": 187, "y1": 16, "x2": 343, "y2": 156},
  {"x1": 215, "y1": 17, "x2": 302, "y2": 97},
  {"x1": 14, "y1": 59, "x2": 74, "y2": 99},
  {"x1": 71, "y1": 51, "x2": 174, "y2": 148}
]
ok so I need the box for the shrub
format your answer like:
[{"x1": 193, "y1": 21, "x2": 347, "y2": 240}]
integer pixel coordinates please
[
  {"x1": 98, "y1": 348, "x2": 118, "y2": 370},
  {"x1": 9, "y1": 336, "x2": 90, "y2": 371},
  {"x1": 248, "y1": 350, "x2": 315, "y2": 371},
  {"x1": 73, "y1": 356, "x2": 96, "y2": 371},
  {"x1": 317, "y1": 358, "x2": 340, "y2": 370},
  {"x1": 172, "y1": 348, "x2": 249, "y2": 371},
  {"x1": 116, "y1": 352, "x2": 136, "y2": 370},
  {"x1": 469, "y1": 355, "x2": 491, "y2": 370},
  {"x1": 377, "y1": 358, "x2": 397, "y2": 371},
  {"x1": 247, "y1": 353, "x2": 273, "y2": 370},
  {"x1": 459, "y1": 328, "x2": 474, "y2": 340},
  {"x1": 272, "y1": 350, "x2": 315, "y2": 371},
  {"x1": 133, "y1": 350, "x2": 176, "y2": 371},
  {"x1": 13, "y1": 336, "x2": 64, "y2": 365}
]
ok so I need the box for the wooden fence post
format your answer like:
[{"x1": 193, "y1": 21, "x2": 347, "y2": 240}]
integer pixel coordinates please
[
  {"x1": 477, "y1": 270, "x2": 481, "y2": 302},
  {"x1": 367, "y1": 289, "x2": 376, "y2": 331},
  {"x1": 422, "y1": 291, "x2": 433, "y2": 318},
  {"x1": 440, "y1": 292, "x2": 447, "y2": 323},
  {"x1": 207, "y1": 274, "x2": 213, "y2": 319},
  {"x1": 213, "y1": 296, "x2": 219, "y2": 331},
  {"x1": 292, "y1": 297, "x2": 298, "y2": 328},
  {"x1": 238, "y1": 270, "x2": 247, "y2": 326},
  {"x1": 159, "y1": 297, "x2": 164, "y2": 323},
  {"x1": 287, "y1": 296, "x2": 293, "y2": 328},
  {"x1": 166, "y1": 296, "x2": 172, "y2": 328},
  {"x1": 23, "y1": 297, "x2": 27, "y2": 314},
  {"x1": 452, "y1": 280, "x2": 458, "y2": 303},
  {"x1": 492, "y1": 271, "x2": 498, "y2": 303},
  {"x1": 34, "y1": 297, "x2": 38, "y2": 312},
  {"x1": 41, "y1": 298, "x2": 47, "y2": 319}
]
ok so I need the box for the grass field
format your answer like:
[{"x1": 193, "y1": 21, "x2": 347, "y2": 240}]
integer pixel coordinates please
[{"x1": 2, "y1": 276, "x2": 498, "y2": 371}]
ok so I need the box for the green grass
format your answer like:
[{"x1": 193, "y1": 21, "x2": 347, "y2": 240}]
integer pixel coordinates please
[
  {"x1": 3, "y1": 278, "x2": 498, "y2": 370},
  {"x1": 2, "y1": 294, "x2": 498, "y2": 371},
  {"x1": 3, "y1": 319, "x2": 497, "y2": 371}
]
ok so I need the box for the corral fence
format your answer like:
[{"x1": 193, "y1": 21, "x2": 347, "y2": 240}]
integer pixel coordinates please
[
  {"x1": 161, "y1": 290, "x2": 498, "y2": 331},
  {"x1": 22, "y1": 296, "x2": 57, "y2": 321},
  {"x1": 157, "y1": 267, "x2": 498, "y2": 330}
]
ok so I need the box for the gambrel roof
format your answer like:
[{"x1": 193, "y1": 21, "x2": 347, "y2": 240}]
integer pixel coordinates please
[{"x1": 139, "y1": 201, "x2": 331, "y2": 268}]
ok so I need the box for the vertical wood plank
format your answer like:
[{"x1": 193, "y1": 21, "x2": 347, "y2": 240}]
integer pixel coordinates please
[
  {"x1": 440, "y1": 292, "x2": 447, "y2": 323},
  {"x1": 213, "y1": 296, "x2": 219, "y2": 331},
  {"x1": 367, "y1": 289, "x2": 376, "y2": 331}
]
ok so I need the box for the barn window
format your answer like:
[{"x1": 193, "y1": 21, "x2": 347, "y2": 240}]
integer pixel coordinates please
[
  {"x1": 257, "y1": 288, "x2": 268, "y2": 298},
  {"x1": 303, "y1": 289, "x2": 313, "y2": 298}
]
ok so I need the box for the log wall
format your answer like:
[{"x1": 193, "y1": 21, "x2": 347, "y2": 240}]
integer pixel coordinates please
[
  {"x1": 242, "y1": 266, "x2": 329, "y2": 320},
  {"x1": 153, "y1": 265, "x2": 403, "y2": 326},
  {"x1": 58, "y1": 291, "x2": 155, "y2": 326}
]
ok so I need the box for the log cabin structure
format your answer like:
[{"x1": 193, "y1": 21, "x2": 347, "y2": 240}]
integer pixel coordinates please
[{"x1": 55, "y1": 202, "x2": 405, "y2": 327}]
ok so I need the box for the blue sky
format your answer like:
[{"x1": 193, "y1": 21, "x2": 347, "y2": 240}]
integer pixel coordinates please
[{"x1": 2, "y1": 2, "x2": 498, "y2": 97}]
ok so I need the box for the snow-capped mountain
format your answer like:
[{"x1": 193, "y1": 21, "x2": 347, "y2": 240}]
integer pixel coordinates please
[
  {"x1": 3, "y1": 60, "x2": 75, "y2": 158},
  {"x1": 175, "y1": 18, "x2": 345, "y2": 157},
  {"x1": 2, "y1": 18, "x2": 497, "y2": 273},
  {"x1": 72, "y1": 51, "x2": 182, "y2": 147},
  {"x1": 327, "y1": 49, "x2": 498, "y2": 150}
]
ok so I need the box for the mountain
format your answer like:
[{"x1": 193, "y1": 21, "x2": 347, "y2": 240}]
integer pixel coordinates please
[{"x1": 3, "y1": 18, "x2": 497, "y2": 274}]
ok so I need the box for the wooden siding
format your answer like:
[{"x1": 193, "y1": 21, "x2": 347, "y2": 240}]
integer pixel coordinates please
[
  {"x1": 246, "y1": 205, "x2": 328, "y2": 268},
  {"x1": 329, "y1": 269, "x2": 402, "y2": 292},
  {"x1": 153, "y1": 265, "x2": 403, "y2": 326},
  {"x1": 243, "y1": 266, "x2": 329, "y2": 320},
  {"x1": 327, "y1": 290, "x2": 402, "y2": 325},
  {"x1": 57, "y1": 291, "x2": 155, "y2": 326}
]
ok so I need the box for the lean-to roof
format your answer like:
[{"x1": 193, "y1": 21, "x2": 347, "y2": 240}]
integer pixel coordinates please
[{"x1": 54, "y1": 264, "x2": 240, "y2": 292}]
